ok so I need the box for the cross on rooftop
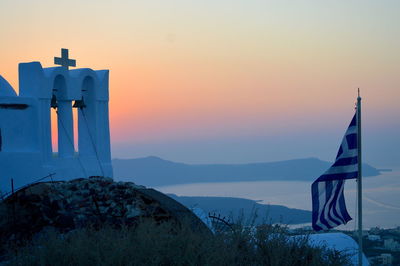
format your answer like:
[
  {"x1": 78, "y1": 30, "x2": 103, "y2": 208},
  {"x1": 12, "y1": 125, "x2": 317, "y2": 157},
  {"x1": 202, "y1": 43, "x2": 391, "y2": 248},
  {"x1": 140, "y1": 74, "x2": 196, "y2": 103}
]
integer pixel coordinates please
[{"x1": 54, "y1": 48, "x2": 76, "y2": 69}]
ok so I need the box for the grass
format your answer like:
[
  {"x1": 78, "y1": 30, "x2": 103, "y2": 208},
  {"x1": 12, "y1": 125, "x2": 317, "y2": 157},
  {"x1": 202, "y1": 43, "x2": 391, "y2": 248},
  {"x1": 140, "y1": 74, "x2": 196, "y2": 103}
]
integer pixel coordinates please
[{"x1": 3, "y1": 218, "x2": 350, "y2": 266}]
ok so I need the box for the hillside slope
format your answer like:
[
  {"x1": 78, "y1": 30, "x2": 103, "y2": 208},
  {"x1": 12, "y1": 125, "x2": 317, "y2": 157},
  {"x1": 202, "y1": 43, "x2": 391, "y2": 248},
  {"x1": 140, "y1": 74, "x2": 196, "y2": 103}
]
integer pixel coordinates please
[
  {"x1": 113, "y1": 156, "x2": 380, "y2": 186},
  {"x1": 169, "y1": 194, "x2": 311, "y2": 225}
]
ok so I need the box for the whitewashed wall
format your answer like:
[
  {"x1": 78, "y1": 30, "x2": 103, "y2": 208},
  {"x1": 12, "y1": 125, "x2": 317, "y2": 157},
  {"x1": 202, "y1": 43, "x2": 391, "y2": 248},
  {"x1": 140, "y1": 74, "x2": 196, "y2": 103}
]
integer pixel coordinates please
[{"x1": 0, "y1": 62, "x2": 113, "y2": 195}]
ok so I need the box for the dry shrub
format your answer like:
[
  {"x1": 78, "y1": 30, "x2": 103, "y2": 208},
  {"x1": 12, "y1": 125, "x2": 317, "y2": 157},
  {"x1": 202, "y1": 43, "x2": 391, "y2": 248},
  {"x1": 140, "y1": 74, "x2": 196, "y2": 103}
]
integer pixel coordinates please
[{"x1": 5, "y1": 219, "x2": 350, "y2": 266}]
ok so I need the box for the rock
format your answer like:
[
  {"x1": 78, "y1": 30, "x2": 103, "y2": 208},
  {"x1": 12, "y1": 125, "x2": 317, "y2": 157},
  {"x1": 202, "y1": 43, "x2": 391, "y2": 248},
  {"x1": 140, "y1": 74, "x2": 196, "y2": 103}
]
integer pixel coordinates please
[{"x1": 126, "y1": 205, "x2": 142, "y2": 218}]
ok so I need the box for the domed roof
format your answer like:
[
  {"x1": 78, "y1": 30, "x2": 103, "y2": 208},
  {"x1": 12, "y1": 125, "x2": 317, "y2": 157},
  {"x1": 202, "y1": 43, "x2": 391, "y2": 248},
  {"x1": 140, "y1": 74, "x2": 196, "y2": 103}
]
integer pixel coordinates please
[{"x1": 0, "y1": 75, "x2": 17, "y2": 97}]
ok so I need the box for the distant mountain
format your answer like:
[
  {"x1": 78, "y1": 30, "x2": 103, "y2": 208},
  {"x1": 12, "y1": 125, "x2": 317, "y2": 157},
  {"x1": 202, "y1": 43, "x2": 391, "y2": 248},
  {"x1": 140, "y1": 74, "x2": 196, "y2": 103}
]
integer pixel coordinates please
[
  {"x1": 169, "y1": 194, "x2": 311, "y2": 225},
  {"x1": 113, "y1": 156, "x2": 381, "y2": 187}
]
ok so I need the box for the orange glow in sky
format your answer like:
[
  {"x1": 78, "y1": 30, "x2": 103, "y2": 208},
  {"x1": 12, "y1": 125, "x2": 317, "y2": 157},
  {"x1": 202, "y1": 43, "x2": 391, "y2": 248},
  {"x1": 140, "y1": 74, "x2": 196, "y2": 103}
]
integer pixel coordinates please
[{"x1": 1, "y1": 1, "x2": 399, "y2": 166}]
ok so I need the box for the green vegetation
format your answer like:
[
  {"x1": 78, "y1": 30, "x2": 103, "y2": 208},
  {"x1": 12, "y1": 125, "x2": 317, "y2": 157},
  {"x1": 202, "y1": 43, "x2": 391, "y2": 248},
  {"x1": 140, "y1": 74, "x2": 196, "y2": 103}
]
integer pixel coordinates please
[{"x1": 3, "y1": 219, "x2": 350, "y2": 266}]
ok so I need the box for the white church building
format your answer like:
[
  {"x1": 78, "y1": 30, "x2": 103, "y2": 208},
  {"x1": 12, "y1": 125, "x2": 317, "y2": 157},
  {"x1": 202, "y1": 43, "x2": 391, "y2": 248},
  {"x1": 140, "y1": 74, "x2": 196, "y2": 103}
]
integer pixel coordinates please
[{"x1": 0, "y1": 49, "x2": 113, "y2": 195}]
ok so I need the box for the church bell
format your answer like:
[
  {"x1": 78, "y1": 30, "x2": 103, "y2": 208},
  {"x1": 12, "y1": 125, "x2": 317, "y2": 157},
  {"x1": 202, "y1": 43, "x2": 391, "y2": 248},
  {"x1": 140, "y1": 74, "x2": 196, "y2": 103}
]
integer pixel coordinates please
[
  {"x1": 73, "y1": 97, "x2": 86, "y2": 109},
  {"x1": 50, "y1": 94, "x2": 57, "y2": 109}
]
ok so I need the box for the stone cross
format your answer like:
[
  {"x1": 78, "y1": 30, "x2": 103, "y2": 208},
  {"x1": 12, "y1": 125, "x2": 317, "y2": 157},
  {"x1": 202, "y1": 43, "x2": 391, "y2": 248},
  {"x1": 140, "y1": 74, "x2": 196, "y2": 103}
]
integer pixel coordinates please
[{"x1": 54, "y1": 48, "x2": 76, "y2": 69}]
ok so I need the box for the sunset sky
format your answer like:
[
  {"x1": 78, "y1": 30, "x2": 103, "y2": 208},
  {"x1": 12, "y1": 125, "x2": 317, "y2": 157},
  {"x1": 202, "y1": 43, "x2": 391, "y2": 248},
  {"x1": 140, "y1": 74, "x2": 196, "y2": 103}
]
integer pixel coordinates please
[{"x1": 1, "y1": 0, "x2": 399, "y2": 167}]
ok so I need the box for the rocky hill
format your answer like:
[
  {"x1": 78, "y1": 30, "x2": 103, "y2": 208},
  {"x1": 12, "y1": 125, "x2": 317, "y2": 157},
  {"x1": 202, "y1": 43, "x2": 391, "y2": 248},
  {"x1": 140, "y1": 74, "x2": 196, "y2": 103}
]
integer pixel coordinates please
[{"x1": 0, "y1": 177, "x2": 210, "y2": 243}]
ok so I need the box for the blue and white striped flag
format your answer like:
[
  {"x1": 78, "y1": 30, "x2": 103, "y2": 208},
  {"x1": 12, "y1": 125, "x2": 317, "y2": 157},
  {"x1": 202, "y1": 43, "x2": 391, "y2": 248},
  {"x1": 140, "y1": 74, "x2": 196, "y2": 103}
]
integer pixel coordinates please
[{"x1": 312, "y1": 113, "x2": 358, "y2": 231}]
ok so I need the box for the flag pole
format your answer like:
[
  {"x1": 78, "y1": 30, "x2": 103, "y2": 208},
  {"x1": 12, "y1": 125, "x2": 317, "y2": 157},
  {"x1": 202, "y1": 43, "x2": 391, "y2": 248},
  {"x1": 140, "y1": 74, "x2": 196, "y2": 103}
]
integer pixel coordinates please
[{"x1": 357, "y1": 88, "x2": 363, "y2": 266}]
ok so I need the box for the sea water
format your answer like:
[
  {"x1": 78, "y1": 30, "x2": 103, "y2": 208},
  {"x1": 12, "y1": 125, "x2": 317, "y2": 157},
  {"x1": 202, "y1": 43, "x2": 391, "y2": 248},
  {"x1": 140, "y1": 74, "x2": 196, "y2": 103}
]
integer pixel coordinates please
[{"x1": 156, "y1": 169, "x2": 400, "y2": 229}]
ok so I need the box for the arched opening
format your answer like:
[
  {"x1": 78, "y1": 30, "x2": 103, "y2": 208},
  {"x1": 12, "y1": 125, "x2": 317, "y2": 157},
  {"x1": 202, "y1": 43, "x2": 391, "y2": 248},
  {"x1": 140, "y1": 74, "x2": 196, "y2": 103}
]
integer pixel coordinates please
[
  {"x1": 51, "y1": 74, "x2": 75, "y2": 157},
  {"x1": 76, "y1": 76, "x2": 96, "y2": 156},
  {"x1": 50, "y1": 104, "x2": 58, "y2": 153},
  {"x1": 50, "y1": 75, "x2": 66, "y2": 154},
  {"x1": 73, "y1": 107, "x2": 78, "y2": 152}
]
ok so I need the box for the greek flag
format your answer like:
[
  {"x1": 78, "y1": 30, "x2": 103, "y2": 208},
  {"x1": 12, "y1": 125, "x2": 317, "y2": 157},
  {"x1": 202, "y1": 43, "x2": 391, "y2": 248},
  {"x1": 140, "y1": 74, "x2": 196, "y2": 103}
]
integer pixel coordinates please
[{"x1": 312, "y1": 113, "x2": 358, "y2": 231}]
